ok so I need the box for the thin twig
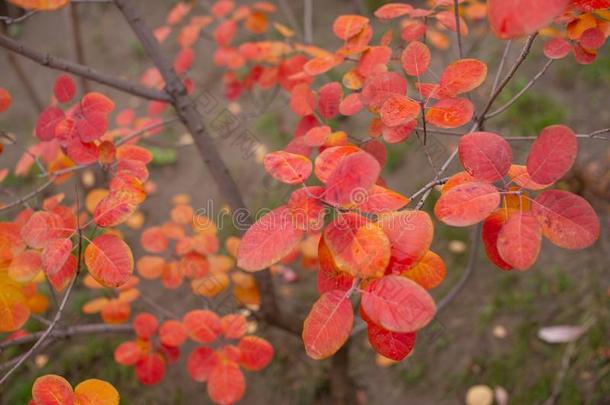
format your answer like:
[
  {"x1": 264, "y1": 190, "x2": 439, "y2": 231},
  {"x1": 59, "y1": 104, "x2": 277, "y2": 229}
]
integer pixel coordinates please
[
  {"x1": 486, "y1": 59, "x2": 554, "y2": 119},
  {"x1": 0, "y1": 33, "x2": 170, "y2": 102},
  {"x1": 303, "y1": 0, "x2": 313, "y2": 44},
  {"x1": 490, "y1": 40, "x2": 512, "y2": 97},
  {"x1": 0, "y1": 177, "x2": 56, "y2": 213},
  {"x1": 453, "y1": 0, "x2": 463, "y2": 58}
]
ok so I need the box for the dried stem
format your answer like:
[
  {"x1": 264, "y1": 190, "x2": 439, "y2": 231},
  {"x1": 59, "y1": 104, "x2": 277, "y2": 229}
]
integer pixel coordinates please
[{"x1": 68, "y1": 2, "x2": 90, "y2": 92}]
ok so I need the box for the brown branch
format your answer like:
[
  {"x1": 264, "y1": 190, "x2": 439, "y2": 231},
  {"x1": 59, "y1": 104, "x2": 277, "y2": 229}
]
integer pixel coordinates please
[
  {"x1": 0, "y1": 176, "x2": 56, "y2": 213},
  {"x1": 112, "y1": 0, "x2": 297, "y2": 335},
  {"x1": 68, "y1": 2, "x2": 90, "y2": 92},
  {"x1": 0, "y1": 323, "x2": 133, "y2": 351},
  {"x1": 485, "y1": 58, "x2": 554, "y2": 119},
  {"x1": 0, "y1": 32, "x2": 170, "y2": 102},
  {"x1": 453, "y1": 0, "x2": 463, "y2": 58},
  {"x1": 330, "y1": 340, "x2": 355, "y2": 405}
]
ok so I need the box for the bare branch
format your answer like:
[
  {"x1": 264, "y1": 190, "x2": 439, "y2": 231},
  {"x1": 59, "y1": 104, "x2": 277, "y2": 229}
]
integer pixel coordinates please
[
  {"x1": 112, "y1": 0, "x2": 298, "y2": 335},
  {"x1": 453, "y1": 0, "x2": 463, "y2": 58},
  {"x1": 0, "y1": 177, "x2": 56, "y2": 213},
  {"x1": 490, "y1": 40, "x2": 512, "y2": 97},
  {"x1": 67, "y1": 2, "x2": 90, "y2": 92},
  {"x1": 0, "y1": 33, "x2": 170, "y2": 102},
  {"x1": 486, "y1": 58, "x2": 554, "y2": 119}
]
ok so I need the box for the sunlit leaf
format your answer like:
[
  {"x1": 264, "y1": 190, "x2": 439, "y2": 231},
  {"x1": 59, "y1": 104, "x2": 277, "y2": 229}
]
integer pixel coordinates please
[
  {"x1": 31, "y1": 374, "x2": 74, "y2": 405},
  {"x1": 439, "y1": 59, "x2": 487, "y2": 96},
  {"x1": 426, "y1": 98, "x2": 474, "y2": 128},
  {"x1": 0, "y1": 273, "x2": 30, "y2": 332},
  {"x1": 74, "y1": 378, "x2": 120, "y2": 405}
]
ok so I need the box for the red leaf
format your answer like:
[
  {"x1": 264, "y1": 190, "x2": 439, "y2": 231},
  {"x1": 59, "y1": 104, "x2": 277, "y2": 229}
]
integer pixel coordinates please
[
  {"x1": 376, "y1": 210, "x2": 433, "y2": 274},
  {"x1": 53, "y1": 75, "x2": 76, "y2": 103},
  {"x1": 361, "y1": 71, "x2": 407, "y2": 110},
  {"x1": 436, "y1": 10, "x2": 468, "y2": 35},
  {"x1": 314, "y1": 145, "x2": 360, "y2": 183},
  {"x1": 84, "y1": 234, "x2": 134, "y2": 288},
  {"x1": 382, "y1": 120, "x2": 416, "y2": 143},
  {"x1": 0, "y1": 87, "x2": 11, "y2": 112},
  {"x1": 526, "y1": 125, "x2": 577, "y2": 185},
  {"x1": 93, "y1": 191, "x2": 137, "y2": 228},
  {"x1": 46, "y1": 254, "x2": 76, "y2": 292},
  {"x1": 41, "y1": 238, "x2": 72, "y2": 276},
  {"x1": 174, "y1": 47, "x2": 194, "y2": 74},
  {"x1": 159, "y1": 320, "x2": 188, "y2": 347},
  {"x1": 339, "y1": 93, "x2": 363, "y2": 116},
  {"x1": 357, "y1": 46, "x2": 392, "y2": 77},
  {"x1": 323, "y1": 213, "x2": 390, "y2": 278},
  {"x1": 543, "y1": 38, "x2": 571, "y2": 59},
  {"x1": 302, "y1": 289, "x2": 354, "y2": 359},
  {"x1": 435, "y1": 182, "x2": 500, "y2": 226},
  {"x1": 458, "y1": 131, "x2": 512, "y2": 181},
  {"x1": 488, "y1": 0, "x2": 571, "y2": 39},
  {"x1": 287, "y1": 186, "x2": 326, "y2": 230},
  {"x1": 135, "y1": 353, "x2": 166, "y2": 385},
  {"x1": 187, "y1": 347, "x2": 218, "y2": 382},
  {"x1": 133, "y1": 312, "x2": 158, "y2": 339},
  {"x1": 426, "y1": 98, "x2": 474, "y2": 129},
  {"x1": 290, "y1": 83, "x2": 316, "y2": 116},
  {"x1": 482, "y1": 209, "x2": 513, "y2": 270},
  {"x1": 207, "y1": 361, "x2": 245, "y2": 405},
  {"x1": 263, "y1": 151, "x2": 313, "y2": 184},
  {"x1": 354, "y1": 185, "x2": 410, "y2": 213},
  {"x1": 579, "y1": 28, "x2": 605, "y2": 49},
  {"x1": 317, "y1": 82, "x2": 342, "y2": 119},
  {"x1": 237, "y1": 206, "x2": 304, "y2": 271},
  {"x1": 220, "y1": 314, "x2": 247, "y2": 339},
  {"x1": 81, "y1": 92, "x2": 115, "y2": 115},
  {"x1": 323, "y1": 151, "x2": 381, "y2": 206},
  {"x1": 497, "y1": 212, "x2": 541, "y2": 270},
  {"x1": 21, "y1": 211, "x2": 70, "y2": 249},
  {"x1": 238, "y1": 336, "x2": 274, "y2": 370},
  {"x1": 531, "y1": 190, "x2": 599, "y2": 249},
  {"x1": 114, "y1": 341, "x2": 143, "y2": 366},
  {"x1": 36, "y1": 106, "x2": 65, "y2": 141},
  {"x1": 361, "y1": 275, "x2": 436, "y2": 332},
  {"x1": 439, "y1": 59, "x2": 487, "y2": 97},
  {"x1": 367, "y1": 322, "x2": 416, "y2": 361}
]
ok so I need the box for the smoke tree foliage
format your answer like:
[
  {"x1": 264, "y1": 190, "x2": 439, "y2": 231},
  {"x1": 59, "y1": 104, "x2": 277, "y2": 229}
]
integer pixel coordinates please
[{"x1": 0, "y1": 0, "x2": 607, "y2": 403}]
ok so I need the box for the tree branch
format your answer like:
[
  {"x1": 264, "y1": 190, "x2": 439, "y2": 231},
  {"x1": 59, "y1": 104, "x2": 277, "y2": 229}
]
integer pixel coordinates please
[
  {"x1": 453, "y1": 0, "x2": 463, "y2": 58},
  {"x1": 112, "y1": 0, "x2": 298, "y2": 335},
  {"x1": 0, "y1": 32, "x2": 170, "y2": 102},
  {"x1": 0, "y1": 176, "x2": 56, "y2": 213}
]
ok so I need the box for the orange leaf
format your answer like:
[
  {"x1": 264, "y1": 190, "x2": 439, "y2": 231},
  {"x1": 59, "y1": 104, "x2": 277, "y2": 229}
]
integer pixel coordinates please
[
  {"x1": 74, "y1": 378, "x2": 120, "y2": 405},
  {"x1": 159, "y1": 320, "x2": 187, "y2": 347},
  {"x1": 221, "y1": 314, "x2": 248, "y2": 339},
  {"x1": 237, "y1": 206, "x2": 304, "y2": 271},
  {"x1": 362, "y1": 275, "x2": 436, "y2": 333},
  {"x1": 7, "y1": 0, "x2": 69, "y2": 10},
  {"x1": 332, "y1": 15, "x2": 369, "y2": 40},
  {"x1": 458, "y1": 131, "x2": 512, "y2": 181},
  {"x1": 133, "y1": 312, "x2": 158, "y2": 339},
  {"x1": 374, "y1": 3, "x2": 413, "y2": 20},
  {"x1": 526, "y1": 125, "x2": 577, "y2": 185},
  {"x1": 323, "y1": 213, "x2": 390, "y2": 278},
  {"x1": 0, "y1": 273, "x2": 30, "y2": 332},
  {"x1": 497, "y1": 211, "x2": 541, "y2": 270},
  {"x1": 380, "y1": 95, "x2": 421, "y2": 127},
  {"x1": 302, "y1": 289, "x2": 354, "y2": 359},
  {"x1": 508, "y1": 164, "x2": 551, "y2": 190},
  {"x1": 314, "y1": 145, "x2": 361, "y2": 183},
  {"x1": 426, "y1": 98, "x2": 474, "y2": 129},
  {"x1": 182, "y1": 310, "x2": 221, "y2": 343},
  {"x1": 401, "y1": 41, "x2": 431, "y2": 77},
  {"x1": 93, "y1": 191, "x2": 137, "y2": 228},
  {"x1": 21, "y1": 211, "x2": 70, "y2": 249},
  {"x1": 8, "y1": 250, "x2": 42, "y2": 283},
  {"x1": 434, "y1": 181, "x2": 500, "y2": 226},
  {"x1": 84, "y1": 234, "x2": 134, "y2": 288},
  {"x1": 354, "y1": 185, "x2": 410, "y2": 213},
  {"x1": 263, "y1": 151, "x2": 313, "y2": 184},
  {"x1": 31, "y1": 374, "x2": 74, "y2": 405},
  {"x1": 439, "y1": 58, "x2": 487, "y2": 96},
  {"x1": 531, "y1": 190, "x2": 599, "y2": 249},
  {"x1": 402, "y1": 250, "x2": 446, "y2": 290},
  {"x1": 187, "y1": 346, "x2": 218, "y2": 382}
]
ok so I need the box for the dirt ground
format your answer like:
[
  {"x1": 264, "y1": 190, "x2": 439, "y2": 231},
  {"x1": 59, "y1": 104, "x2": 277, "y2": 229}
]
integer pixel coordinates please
[{"x1": 1, "y1": 1, "x2": 609, "y2": 404}]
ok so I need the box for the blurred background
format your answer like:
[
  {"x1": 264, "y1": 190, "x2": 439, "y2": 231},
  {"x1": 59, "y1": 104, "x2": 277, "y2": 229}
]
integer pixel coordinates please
[{"x1": 0, "y1": 0, "x2": 609, "y2": 403}]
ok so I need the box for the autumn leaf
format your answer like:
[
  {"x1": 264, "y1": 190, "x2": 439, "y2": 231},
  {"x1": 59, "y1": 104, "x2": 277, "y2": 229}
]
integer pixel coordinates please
[
  {"x1": 435, "y1": 182, "x2": 501, "y2": 226},
  {"x1": 323, "y1": 151, "x2": 381, "y2": 206},
  {"x1": 302, "y1": 289, "x2": 354, "y2": 359},
  {"x1": 439, "y1": 59, "x2": 487, "y2": 96},
  {"x1": 361, "y1": 275, "x2": 436, "y2": 333},
  {"x1": 488, "y1": 0, "x2": 571, "y2": 39},
  {"x1": 84, "y1": 234, "x2": 134, "y2": 288},
  {"x1": 237, "y1": 206, "x2": 304, "y2": 271},
  {"x1": 238, "y1": 336, "x2": 274, "y2": 370},
  {"x1": 367, "y1": 322, "x2": 416, "y2": 361},
  {"x1": 263, "y1": 151, "x2": 313, "y2": 184},
  {"x1": 74, "y1": 378, "x2": 120, "y2": 405},
  {"x1": 526, "y1": 125, "x2": 577, "y2": 185},
  {"x1": 31, "y1": 374, "x2": 74, "y2": 405},
  {"x1": 426, "y1": 98, "x2": 474, "y2": 129},
  {"x1": 497, "y1": 211, "x2": 542, "y2": 270},
  {"x1": 458, "y1": 131, "x2": 513, "y2": 181},
  {"x1": 207, "y1": 361, "x2": 245, "y2": 405}
]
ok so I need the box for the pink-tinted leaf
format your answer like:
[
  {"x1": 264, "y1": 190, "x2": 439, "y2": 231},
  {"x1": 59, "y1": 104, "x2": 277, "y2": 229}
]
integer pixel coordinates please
[
  {"x1": 323, "y1": 151, "x2": 380, "y2": 206},
  {"x1": 207, "y1": 361, "x2": 245, "y2": 405},
  {"x1": 84, "y1": 234, "x2": 134, "y2": 287},
  {"x1": 187, "y1": 347, "x2": 218, "y2": 382},
  {"x1": 543, "y1": 38, "x2": 571, "y2": 59},
  {"x1": 238, "y1": 336, "x2": 274, "y2": 370},
  {"x1": 36, "y1": 106, "x2": 65, "y2": 141},
  {"x1": 314, "y1": 145, "x2": 360, "y2": 183},
  {"x1": 53, "y1": 74, "x2": 76, "y2": 103},
  {"x1": 263, "y1": 151, "x2": 313, "y2": 184},
  {"x1": 426, "y1": 98, "x2": 474, "y2": 129},
  {"x1": 401, "y1": 41, "x2": 431, "y2": 77},
  {"x1": 488, "y1": 0, "x2": 570, "y2": 39},
  {"x1": 380, "y1": 94, "x2": 420, "y2": 127}
]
